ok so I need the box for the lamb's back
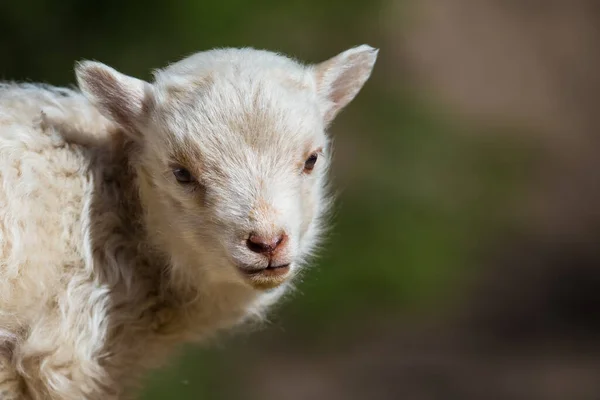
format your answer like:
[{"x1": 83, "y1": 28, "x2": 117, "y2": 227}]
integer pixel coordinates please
[{"x1": 0, "y1": 83, "x2": 99, "y2": 331}]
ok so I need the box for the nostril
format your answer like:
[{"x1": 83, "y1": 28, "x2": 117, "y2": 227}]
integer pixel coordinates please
[
  {"x1": 275, "y1": 235, "x2": 284, "y2": 247},
  {"x1": 246, "y1": 236, "x2": 269, "y2": 254},
  {"x1": 246, "y1": 233, "x2": 287, "y2": 254}
]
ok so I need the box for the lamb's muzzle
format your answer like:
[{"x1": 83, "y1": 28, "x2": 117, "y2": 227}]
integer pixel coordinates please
[
  {"x1": 238, "y1": 231, "x2": 292, "y2": 289},
  {"x1": 246, "y1": 232, "x2": 288, "y2": 255}
]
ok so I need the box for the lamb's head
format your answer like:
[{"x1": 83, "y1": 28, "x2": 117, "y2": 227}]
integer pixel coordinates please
[{"x1": 75, "y1": 46, "x2": 377, "y2": 292}]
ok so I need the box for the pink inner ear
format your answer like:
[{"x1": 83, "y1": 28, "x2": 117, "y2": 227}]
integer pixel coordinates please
[
  {"x1": 315, "y1": 47, "x2": 377, "y2": 124},
  {"x1": 329, "y1": 53, "x2": 372, "y2": 106}
]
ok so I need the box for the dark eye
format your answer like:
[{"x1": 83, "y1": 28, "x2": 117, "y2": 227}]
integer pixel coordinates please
[
  {"x1": 173, "y1": 167, "x2": 194, "y2": 183},
  {"x1": 303, "y1": 153, "x2": 318, "y2": 173}
]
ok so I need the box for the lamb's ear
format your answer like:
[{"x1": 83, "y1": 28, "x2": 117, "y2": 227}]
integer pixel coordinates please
[
  {"x1": 313, "y1": 45, "x2": 378, "y2": 126},
  {"x1": 75, "y1": 61, "x2": 153, "y2": 137}
]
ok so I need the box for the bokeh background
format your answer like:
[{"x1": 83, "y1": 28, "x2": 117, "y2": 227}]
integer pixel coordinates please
[{"x1": 4, "y1": 1, "x2": 600, "y2": 399}]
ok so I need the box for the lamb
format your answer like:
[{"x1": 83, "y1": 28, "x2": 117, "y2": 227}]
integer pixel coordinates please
[{"x1": 0, "y1": 45, "x2": 378, "y2": 399}]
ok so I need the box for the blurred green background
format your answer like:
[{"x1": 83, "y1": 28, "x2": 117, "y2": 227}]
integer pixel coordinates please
[{"x1": 5, "y1": 1, "x2": 600, "y2": 399}]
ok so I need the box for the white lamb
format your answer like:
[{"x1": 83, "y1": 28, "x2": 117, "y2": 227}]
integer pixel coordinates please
[{"x1": 0, "y1": 45, "x2": 378, "y2": 399}]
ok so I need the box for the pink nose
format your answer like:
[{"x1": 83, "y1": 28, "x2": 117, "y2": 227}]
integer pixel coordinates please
[{"x1": 246, "y1": 233, "x2": 288, "y2": 255}]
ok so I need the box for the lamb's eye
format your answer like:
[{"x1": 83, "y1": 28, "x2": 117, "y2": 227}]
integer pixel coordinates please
[
  {"x1": 173, "y1": 167, "x2": 194, "y2": 183},
  {"x1": 303, "y1": 153, "x2": 318, "y2": 173}
]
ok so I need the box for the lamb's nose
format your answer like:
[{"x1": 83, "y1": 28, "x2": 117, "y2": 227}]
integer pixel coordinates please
[{"x1": 246, "y1": 233, "x2": 287, "y2": 255}]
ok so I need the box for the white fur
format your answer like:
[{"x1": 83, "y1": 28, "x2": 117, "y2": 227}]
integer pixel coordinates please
[{"x1": 0, "y1": 45, "x2": 377, "y2": 399}]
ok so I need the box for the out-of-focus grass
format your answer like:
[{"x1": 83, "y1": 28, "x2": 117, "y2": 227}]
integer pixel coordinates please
[{"x1": 141, "y1": 348, "x2": 239, "y2": 400}]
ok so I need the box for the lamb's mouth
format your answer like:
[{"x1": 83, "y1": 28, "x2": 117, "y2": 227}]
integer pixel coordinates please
[{"x1": 237, "y1": 263, "x2": 291, "y2": 290}]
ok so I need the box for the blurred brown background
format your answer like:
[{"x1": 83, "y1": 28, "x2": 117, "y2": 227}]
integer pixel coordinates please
[{"x1": 3, "y1": 0, "x2": 600, "y2": 399}]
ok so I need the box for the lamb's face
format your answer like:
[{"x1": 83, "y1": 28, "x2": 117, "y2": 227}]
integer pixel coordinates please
[
  {"x1": 141, "y1": 74, "x2": 330, "y2": 289},
  {"x1": 76, "y1": 46, "x2": 377, "y2": 290}
]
